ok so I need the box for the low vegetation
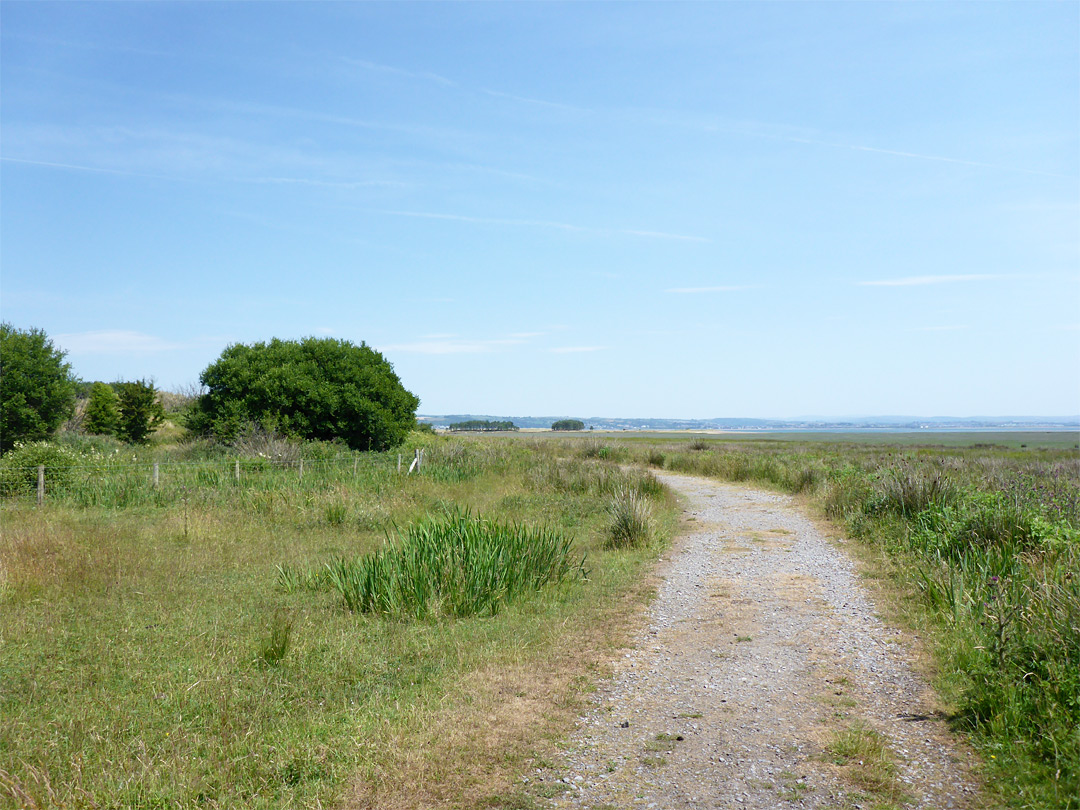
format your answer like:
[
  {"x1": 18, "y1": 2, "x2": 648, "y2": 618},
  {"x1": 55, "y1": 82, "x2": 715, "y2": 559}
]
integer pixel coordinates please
[
  {"x1": 448, "y1": 419, "x2": 518, "y2": 432},
  {"x1": 0, "y1": 431, "x2": 672, "y2": 808}
]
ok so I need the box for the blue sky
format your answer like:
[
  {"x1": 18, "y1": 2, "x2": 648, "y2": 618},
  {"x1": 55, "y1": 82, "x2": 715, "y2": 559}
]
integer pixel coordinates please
[{"x1": 2, "y1": 2, "x2": 1077, "y2": 418}]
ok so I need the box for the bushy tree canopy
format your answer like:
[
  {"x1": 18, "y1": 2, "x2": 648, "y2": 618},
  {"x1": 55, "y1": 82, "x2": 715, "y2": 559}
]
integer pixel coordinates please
[
  {"x1": 551, "y1": 419, "x2": 585, "y2": 431},
  {"x1": 191, "y1": 337, "x2": 419, "y2": 451},
  {"x1": 83, "y1": 382, "x2": 120, "y2": 436},
  {"x1": 0, "y1": 323, "x2": 77, "y2": 453},
  {"x1": 116, "y1": 380, "x2": 166, "y2": 444}
]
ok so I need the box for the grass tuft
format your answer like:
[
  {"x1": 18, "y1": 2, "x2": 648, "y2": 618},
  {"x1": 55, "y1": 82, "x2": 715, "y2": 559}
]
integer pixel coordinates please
[
  {"x1": 606, "y1": 487, "x2": 652, "y2": 549},
  {"x1": 325, "y1": 509, "x2": 585, "y2": 619}
]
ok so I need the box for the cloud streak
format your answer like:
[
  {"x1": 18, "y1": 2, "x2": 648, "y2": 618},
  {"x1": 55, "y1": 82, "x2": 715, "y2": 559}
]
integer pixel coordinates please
[
  {"x1": 859, "y1": 274, "x2": 1003, "y2": 287},
  {"x1": 54, "y1": 330, "x2": 204, "y2": 355},
  {"x1": 365, "y1": 209, "x2": 709, "y2": 242},
  {"x1": 666, "y1": 285, "x2": 753, "y2": 294},
  {"x1": 782, "y1": 136, "x2": 1069, "y2": 179}
]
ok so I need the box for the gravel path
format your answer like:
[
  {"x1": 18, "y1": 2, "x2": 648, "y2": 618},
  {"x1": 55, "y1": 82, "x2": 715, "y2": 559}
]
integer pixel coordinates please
[{"x1": 544, "y1": 472, "x2": 980, "y2": 810}]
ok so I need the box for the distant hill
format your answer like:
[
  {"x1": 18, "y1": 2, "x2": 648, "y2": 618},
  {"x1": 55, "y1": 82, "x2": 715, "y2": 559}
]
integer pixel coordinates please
[{"x1": 418, "y1": 414, "x2": 1080, "y2": 432}]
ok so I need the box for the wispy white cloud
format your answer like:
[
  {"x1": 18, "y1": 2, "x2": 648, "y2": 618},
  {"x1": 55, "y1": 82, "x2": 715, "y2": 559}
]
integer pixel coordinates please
[
  {"x1": 480, "y1": 87, "x2": 591, "y2": 113},
  {"x1": 859, "y1": 274, "x2": 1003, "y2": 287},
  {"x1": 365, "y1": 209, "x2": 709, "y2": 243},
  {"x1": 54, "y1": 330, "x2": 203, "y2": 355},
  {"x1": 550, "y1": 346, "x2": 605, "y2": 354},
  {"x1": 783, "y1": 136, "x2": 1070, "y2": 179},
  {"x1": 666, "y1": 285, "x2": 753, "y2": 294},
  {"x1": 509, "y1": 331, "x2": 545, "y2": 339},
  {"x1": 340, "y1": 57, "x2": 458, "y2": 87},
  {"x1": 379, "y1": 337, "x2": 523, "y2": 355}
]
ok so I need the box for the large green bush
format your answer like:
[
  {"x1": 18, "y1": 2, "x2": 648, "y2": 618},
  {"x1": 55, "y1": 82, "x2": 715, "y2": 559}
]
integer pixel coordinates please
[
  {"x1": 191, "y1": 337, "x2": 419, "y2": 451},
  {"x1": 0, "y1": 324, "x2": 77, "y2": 453},
  {"x1": 83, "y1": 382, "x2": 120, "y2": 436}
]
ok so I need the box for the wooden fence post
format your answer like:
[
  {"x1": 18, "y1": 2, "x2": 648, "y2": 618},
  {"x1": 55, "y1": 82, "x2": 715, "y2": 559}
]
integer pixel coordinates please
[
  {"x1": 235, "y1": 460, "x2": 240, "y2": 483},
  {"x1": 298, "y1": 459, "x2": 304, "y2": 482},
  {"x1": 397, "y1": 454, "x2": 402, "y2": 473},
  {"x1": 353, "y1": 457, "x2": 358, "y2": 476},
  {"x1": 152, "y1": 462, "x2": 160, "y2": 489},
  {"x1": 37, "y1": 465, "x2": 45, "y2": 506}
]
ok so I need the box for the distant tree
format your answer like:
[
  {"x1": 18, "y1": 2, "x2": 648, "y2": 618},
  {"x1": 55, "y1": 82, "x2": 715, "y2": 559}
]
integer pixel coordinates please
[
  {"x1": 551, "y1": 419, "x2": 585, "y2": 431},
  {"x1": 0, "y1": 323, "x2": 77, "y2": 453},
  {"x1": 83, "y1": 382, "x2": 120, "y2": 436},
  {"x1": 448, "y1": 420, "x2": 518, "y2": 432},
  {"x1": 116, "y1": 379, "x2": 166, "y2": 444},
  {"x1": 190, "y1": 337, "x2": 420, "y2": 451}
]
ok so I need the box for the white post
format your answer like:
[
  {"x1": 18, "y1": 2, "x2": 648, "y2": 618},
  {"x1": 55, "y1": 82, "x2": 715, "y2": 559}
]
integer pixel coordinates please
[
  {"x1": 37, "y1": 465, "x2": 45, "y2": 506},
  {"x1": 153, "y1": 462, "x2": 160, "y2": 489},
  {"x1": 299, "y1": 459, "x2": 304, "y2": 482},
  {"x1": 353, "y1": 457, "x2": 358, "y2": 476},
  {"x1": 397, "y1": 454, "x2": 402, "y2": 473},
  {"x1": 234, "y1": 460, "x2": 240, "y2": 483}
]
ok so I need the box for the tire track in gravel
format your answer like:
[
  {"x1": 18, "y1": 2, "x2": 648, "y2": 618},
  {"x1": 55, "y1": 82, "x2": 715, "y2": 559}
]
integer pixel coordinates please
[{"x1": 545, "y1": 472, "x2": 981, "y2": 810}]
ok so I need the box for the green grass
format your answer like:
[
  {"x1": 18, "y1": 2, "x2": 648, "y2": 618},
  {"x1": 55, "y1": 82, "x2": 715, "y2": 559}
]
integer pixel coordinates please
[{"x1": 0, "y1": 434, "x2": 673, "y2": 808}]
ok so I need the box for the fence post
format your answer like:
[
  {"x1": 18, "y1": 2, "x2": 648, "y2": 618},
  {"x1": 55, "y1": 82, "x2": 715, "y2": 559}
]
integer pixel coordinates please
[
  {"x1": 299, "y1": 459, "x2": 304, "y2": 482},
  {"x1": 397, "y1": 454, "x2": 402, "y2": 473},
  {"x1": 235, "y1": 460, "x2": 240, "y2": 483},
  {"x1": 152, "y1": 462, "x2": 160, "y2": 489},
  {"x1": 37, "y1": 465, "x2": 45, "y2": 506},
  {"x1": 353, "y1": 457, "x2": 358, "y2": 476}
]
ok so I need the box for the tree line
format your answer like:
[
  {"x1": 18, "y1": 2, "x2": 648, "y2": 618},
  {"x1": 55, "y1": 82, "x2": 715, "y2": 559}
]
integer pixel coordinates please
[{"x1": 0, "y1": 324, "x2": 420, "y2": 454}]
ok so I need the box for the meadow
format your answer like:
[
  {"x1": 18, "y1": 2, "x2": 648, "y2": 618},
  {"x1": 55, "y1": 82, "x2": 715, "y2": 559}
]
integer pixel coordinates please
[
  {"x1": 2, "y1": 428, "x2": 1077, "y2": 809},
  {"x1": 0, "y1": 433, "x2": 673, "y2": 809}
]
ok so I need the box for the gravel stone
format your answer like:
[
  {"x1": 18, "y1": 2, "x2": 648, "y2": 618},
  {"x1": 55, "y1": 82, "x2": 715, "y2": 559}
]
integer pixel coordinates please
[{"x1": 547, "y1": 472, "x2": 980, "y2": 809}]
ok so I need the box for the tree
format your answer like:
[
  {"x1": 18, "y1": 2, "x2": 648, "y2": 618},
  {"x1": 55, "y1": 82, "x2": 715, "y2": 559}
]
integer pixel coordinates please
[
  {"x1": 83, "y1": 382, "x2": 120, "y2": 436},
  {"x1": 116, "y1": 380, "x2": 166, "y2": 444},
  {"x1": 0, "y1": 323, "x2": 77, "y2": 453},
  {"x1": 551, "y1": 419, "x2": 585, "y2": 431},
  {"x1": 190, "y1": 337, "x2": 420, "y2": 451}
]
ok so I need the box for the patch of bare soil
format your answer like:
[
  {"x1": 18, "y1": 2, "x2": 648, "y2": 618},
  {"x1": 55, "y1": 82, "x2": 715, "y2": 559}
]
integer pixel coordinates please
[{"x1": 545, "y1": 473, "x2": 983, "y2": 810}]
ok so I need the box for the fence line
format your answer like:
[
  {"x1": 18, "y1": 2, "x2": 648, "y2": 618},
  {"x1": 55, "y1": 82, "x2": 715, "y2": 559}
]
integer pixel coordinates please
[{"x1": 2, "y1": 449, "x2": 427, "y2": 506}]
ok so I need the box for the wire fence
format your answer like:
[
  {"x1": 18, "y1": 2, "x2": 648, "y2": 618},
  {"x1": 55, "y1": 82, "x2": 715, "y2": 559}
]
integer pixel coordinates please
[{"x1": 0, "y1": 449, "x2": 428, "y2": 509}]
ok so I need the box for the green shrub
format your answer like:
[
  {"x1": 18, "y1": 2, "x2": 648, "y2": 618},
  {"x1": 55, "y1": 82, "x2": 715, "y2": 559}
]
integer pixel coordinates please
[
  {"x1": 0, "y1": 323, "x2": 77, "y2": 452},
  {"x1": 0, "y1": 441, "x2": 78, "y2": 495}
]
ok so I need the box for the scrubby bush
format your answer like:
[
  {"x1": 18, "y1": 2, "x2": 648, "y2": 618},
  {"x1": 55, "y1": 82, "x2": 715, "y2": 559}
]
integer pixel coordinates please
[{"x1": 0, "y1": 441, "x2": 78, "y2": 495}]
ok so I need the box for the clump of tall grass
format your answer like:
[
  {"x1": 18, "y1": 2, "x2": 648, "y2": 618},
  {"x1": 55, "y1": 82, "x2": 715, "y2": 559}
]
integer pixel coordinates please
[
  {"x1": 873, "y1": 466, "x2": 955, "y2": 517},
  {"x1": 606, "y1": 487, "x2": 652, "y2": 548},
  {"x1": 257, "y1": 608, "x2": 293, "y2": 666},
  {"x1": 233, "y1": 427, "x2": 302, "y2": 463},
  {"x1": 324, "y1": 510, "x2": 584, "y2": 619},
  {"x1": 646, "y1": 449, "x2": 666, "y2": 468}
]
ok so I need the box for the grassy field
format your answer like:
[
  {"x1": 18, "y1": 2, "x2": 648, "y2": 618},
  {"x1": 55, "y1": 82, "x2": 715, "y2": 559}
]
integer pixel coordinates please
[
  {"x1": 0, "y1": 434, "x2": 675, "y2": 809},
  {"x1": 3, "y1": 429, "x2": 1077, "y2": 809}
]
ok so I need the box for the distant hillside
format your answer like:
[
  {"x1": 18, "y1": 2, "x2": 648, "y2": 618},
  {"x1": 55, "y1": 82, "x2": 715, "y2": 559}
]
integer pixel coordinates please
[{"x1": 418, "y1": 414, "x2": 1080, "y2": 432}]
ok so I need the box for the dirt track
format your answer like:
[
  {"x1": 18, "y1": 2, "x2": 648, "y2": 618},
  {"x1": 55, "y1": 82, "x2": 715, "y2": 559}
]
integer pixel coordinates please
[{"x1": 546, "y1": 472, "x2": 981, "y2": 810}]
